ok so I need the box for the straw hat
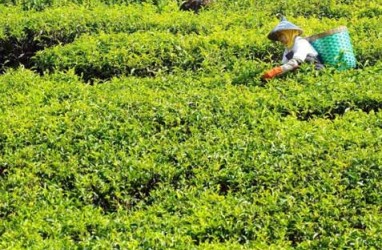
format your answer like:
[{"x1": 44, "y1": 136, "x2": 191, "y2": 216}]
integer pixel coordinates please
[{"x1": 267, "y1": 14, "x2": 303, "y2": 41}]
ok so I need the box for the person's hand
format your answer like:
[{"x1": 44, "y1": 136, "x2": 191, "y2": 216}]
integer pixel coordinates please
[{"x1": 261, "y1": 66, "x2": 283, "y2": 80}]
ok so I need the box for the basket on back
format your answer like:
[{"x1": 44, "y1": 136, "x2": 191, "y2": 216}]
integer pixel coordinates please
[{"x1": 307, "y1": 26, "x2": 356, "y2": 70}]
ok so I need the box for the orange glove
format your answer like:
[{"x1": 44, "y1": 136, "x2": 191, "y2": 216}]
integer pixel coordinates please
[{"x1": 261, "y1": 66, "x2": 283, "y2": 80}]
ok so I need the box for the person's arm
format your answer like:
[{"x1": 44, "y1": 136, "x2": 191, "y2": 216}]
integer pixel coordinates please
[
  {"x1": 280, "y1": 58, "x2": 302, "y2": 72},
  {"x1": 262, "y1": 39, "x2": 310, "y2": 80},
  {"x1": 261, "y1": 58, "x2": 302, "y2": 80}
]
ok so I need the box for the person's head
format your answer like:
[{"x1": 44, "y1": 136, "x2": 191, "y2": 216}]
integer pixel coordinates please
[
  {"x1": 275, "y1": 29, "x2": 300, "y2": 48},
  {"x1": 267, "y1": 15, "x2": 303, "y2": 48}
]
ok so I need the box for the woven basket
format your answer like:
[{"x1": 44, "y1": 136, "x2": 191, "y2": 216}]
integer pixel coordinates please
[{"x1": 307, "y1": 26, "x2": 356, "y2": 70}]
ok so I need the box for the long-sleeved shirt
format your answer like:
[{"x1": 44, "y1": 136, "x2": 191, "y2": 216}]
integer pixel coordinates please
[{"x1": 280, "y1": 36, "x2": 319, "y2": 72}]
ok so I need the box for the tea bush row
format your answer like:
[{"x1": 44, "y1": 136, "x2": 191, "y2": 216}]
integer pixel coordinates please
[
  {"x1": 32, "y1": 30, "x2": 273, "y2": 80},
  {"x1": 0, "y1": 2, "x2": 381, "y2": 70},
  {"x1": 1, "y1": 67, "x2": 382, "y2": 248},
  {"x1": 2, "y1": 0, "x2": 381, "y2": 18},
  {"x1": 261, "y1": 61, "x2": 382, "y2": 120},
  {"x1": 0, "y1": 0, "x2": 160, "y2": 11},
  {"x1": 270, "y1": 0, "x2": 382, "y2": 19},
  {"x1": 31, "y1": 16, "x2": 381, "y2": 81},
  {"x1": 0, "y1": 3, "x2": 266, "y2": 68}
]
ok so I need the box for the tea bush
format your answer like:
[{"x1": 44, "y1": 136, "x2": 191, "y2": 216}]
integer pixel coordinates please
[
  {"x1": 33, "y1": 30, "x2": 272, "y2": 80},
  {"x1": 0, "y1": 1, "x2": 380, "y2": 70},
  {"x1": 1, "y1": 64, "x2": 382, "y2": 248},
  {"x1": 1, "y1": 0, "x2": 382, "y2": 248}
]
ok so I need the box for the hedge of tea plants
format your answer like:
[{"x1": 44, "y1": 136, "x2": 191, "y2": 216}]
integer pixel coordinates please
[
  {"x1": 0, "y1": 1, "x2": 381, "y2": 70},
  {"x1": 1, "y1": 0, "x2": 382, "y2": 249}
]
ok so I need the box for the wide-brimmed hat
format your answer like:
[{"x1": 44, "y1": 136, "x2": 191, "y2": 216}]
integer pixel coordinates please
[{"x1": 267, "y1": 14, "x2": 303, "y2": 41}]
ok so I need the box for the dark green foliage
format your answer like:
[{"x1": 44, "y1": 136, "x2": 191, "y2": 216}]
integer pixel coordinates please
[{"x1": 179, "y1": 0, "x2": 213, "y2": 13}]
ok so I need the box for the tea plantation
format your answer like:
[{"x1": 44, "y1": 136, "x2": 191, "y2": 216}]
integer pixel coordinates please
[{"x1": 1, "y1": 0, "x2": 382, "y2": 249}]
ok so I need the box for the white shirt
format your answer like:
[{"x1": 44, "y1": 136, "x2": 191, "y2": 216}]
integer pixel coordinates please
[{"x1": 282, "y1": 36, "x2": 318, "y2": 64}]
